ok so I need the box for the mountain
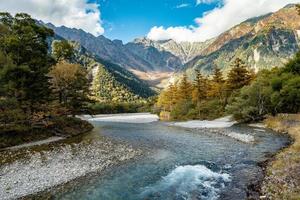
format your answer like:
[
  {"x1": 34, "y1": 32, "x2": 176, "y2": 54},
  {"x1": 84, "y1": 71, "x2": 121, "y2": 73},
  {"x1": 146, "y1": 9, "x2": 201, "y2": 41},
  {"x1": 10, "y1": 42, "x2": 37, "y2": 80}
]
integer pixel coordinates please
[
  {"x1": 46, "y1": 33, "x2": 156, "y2": 102},
  {"x1": 44, "y1": 4, "x2": 300, "y2": 88},
  {"x1": 45, "y1": 23, "x2": 182, "y2": 73},
  {"x1": 124, "y1": 38, "x2": 182, "y2": 71},
  {"x1": 129, "y1": 37, "x2": 214, "y2": 63},
  {"x1": 44, "y1": 23, "x2": 184, "y2": 88},
  {"x1": 71, "y1": 42, "x2": 156, "y2": 102},
  {"x1": 182, "y1": 4, "x2": 300, "y2": 76},
  {"x1": 45, "y1": 23, "x2": 152, "y2": 72}
]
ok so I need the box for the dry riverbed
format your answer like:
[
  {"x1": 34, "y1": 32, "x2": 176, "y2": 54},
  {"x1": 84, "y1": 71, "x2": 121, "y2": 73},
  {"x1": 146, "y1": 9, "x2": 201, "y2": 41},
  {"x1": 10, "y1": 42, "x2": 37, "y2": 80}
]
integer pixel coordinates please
[
  {"x1": 0, "y1": 133, "x2": 142, "y2": 200},
  {"x1": 261, "y1": 114, "x2": 300, "y2": 199}
]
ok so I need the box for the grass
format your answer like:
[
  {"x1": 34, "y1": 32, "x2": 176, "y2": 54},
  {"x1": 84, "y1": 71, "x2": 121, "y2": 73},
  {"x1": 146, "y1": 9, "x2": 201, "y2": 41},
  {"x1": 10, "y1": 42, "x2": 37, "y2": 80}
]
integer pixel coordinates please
[{"x1": 262, "y1": 114, "x2": 300, "y2": 199}]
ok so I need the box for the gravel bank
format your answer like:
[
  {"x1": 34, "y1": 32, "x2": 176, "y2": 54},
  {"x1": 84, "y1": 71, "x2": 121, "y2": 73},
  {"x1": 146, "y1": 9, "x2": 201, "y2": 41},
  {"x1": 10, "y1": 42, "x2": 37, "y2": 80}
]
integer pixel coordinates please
[
  {"x1": 261, "y1": 114, "x2": 300, "y2": 199},
  {"x1": 0, "y1": 137, "x2": 142, "y2": 200}
]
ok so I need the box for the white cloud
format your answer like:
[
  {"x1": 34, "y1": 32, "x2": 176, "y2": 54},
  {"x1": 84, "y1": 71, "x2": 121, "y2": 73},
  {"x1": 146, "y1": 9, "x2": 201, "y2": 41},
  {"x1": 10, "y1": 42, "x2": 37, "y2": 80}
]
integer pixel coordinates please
[
  {"x1": 148, "y1": 0, "x2": 300, "y2": 42},
  {"x1": 176, "y1": 3, "x2": 190, "y2": 8},
  {"x1": 0, "y1": 0, "x2": 104, "y2": 36},
  {"x1": 196, "y1": 0, "x2": 218, "y2": 5}
]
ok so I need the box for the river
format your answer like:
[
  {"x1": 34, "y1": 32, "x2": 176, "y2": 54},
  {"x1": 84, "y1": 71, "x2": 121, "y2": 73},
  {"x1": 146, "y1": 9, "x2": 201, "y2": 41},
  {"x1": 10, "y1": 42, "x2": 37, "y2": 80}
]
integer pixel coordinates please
[{"x1": 52, "y1": 115, "x2": 288, "y2": 200}]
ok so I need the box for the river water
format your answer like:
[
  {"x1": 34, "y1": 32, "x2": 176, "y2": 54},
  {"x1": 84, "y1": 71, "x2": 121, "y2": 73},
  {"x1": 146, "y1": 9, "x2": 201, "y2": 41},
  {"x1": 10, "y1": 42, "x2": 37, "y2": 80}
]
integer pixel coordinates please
[{"x1": 54, "y1": 120, "x2": 288, "y2": 200}]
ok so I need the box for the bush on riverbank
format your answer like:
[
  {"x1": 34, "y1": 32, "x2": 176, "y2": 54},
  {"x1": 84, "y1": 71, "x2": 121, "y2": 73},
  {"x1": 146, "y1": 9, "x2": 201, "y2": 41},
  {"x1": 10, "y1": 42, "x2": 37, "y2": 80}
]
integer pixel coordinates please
[
  {"x1": 262, "y1": 114, "x2": 300, "y2": 199},
  {"x1": 87, "y1": 99, "x2": 155, "y2": 114}
]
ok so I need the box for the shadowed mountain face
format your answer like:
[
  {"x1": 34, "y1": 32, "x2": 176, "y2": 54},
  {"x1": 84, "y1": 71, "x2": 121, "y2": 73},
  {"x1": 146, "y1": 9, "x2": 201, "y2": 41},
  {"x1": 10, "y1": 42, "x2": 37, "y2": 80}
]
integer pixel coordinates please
[
  {"x1": 46, "y1": 32, "x2": 156, "y2": 101},
  {"x1": 45, "y1": 4, "x2": 300, "y2": 86},
  {"x1": 45, "y1": 23, "x2": 182, "y2": 73},
  {"x1": 70, "y1": 43, "x2": 156, "y2": 101}
]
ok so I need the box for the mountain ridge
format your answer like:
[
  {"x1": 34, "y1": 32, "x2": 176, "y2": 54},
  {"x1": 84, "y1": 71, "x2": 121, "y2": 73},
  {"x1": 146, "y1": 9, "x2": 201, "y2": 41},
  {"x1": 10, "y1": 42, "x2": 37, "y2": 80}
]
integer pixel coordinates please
[{"x1": 43, "y1": 4, "x2": 300, "y2": 87}]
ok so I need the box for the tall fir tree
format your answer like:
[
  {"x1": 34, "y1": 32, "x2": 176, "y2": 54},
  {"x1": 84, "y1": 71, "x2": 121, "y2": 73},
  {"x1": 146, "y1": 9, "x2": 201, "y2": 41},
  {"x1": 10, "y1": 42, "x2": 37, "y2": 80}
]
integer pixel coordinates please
[
  {"x1": 178, "y1": 73, "x2": 192, "y2": 102},
  {"x1": 209, "y1": 66, "x2": 225, "y2": 102},
  {"x1": 226, "y1": 58, "x2": 253, "y2": 91},
  {"x1": 192, "y1": 69, "x2": 208, "y2": 103}
]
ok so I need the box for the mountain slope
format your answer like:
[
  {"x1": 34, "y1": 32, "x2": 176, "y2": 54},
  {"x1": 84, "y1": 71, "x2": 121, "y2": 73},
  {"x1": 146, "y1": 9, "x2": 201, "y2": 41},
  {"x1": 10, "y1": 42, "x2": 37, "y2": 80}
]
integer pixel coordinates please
[
  {"x1": 182, "y1": 4, "x2": 300, "y2": 75},
  {"x1": 45, "y1": 23, "x2": 178, "y2": 73},
  {"x1": 72, "y1": 42, "x2": 156, "y2": 102},
  {"x1": 125, "y1": 39, "x2": 182, "y2": 71},
  {"x1": 44, "y1": 4, "x2": 300, "y2": 88},
  {"x1": 128, "y1": 37, "x2": 214, "y2": 63}
]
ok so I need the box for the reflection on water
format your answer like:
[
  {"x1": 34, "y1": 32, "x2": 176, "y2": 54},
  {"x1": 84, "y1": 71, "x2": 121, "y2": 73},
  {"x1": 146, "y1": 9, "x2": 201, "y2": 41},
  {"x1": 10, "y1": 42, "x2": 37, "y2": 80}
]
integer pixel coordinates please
[{"x1": 51, "y1": 122, "x2": 288, "y2": 200}]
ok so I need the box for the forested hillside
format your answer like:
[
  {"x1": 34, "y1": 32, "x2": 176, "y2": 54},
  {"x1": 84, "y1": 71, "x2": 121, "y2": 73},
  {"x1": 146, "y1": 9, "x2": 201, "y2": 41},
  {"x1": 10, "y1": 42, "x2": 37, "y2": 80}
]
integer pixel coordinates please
[{"x1": 69, "y1": 42, "x2": 156, "y2": 102}]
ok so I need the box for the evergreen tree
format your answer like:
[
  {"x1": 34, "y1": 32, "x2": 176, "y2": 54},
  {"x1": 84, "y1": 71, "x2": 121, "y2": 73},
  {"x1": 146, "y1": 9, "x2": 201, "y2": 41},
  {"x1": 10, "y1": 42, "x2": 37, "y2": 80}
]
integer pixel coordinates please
[
  {"x1": 209, "y1": 66, "x2": 225, "y2": 99},
  {"x1": 52, "y1": 40, "x2": 74, "y2": 62},
  {"x1": 156, "y1": 83, "x2": 178, "y2": 111},
  {"x1": 178, "y1": 73, "x2": 192, "y2": 102},
  {"x1": 226, "y1": 58, "x2": 253, "y2": 91},
  {"x1": 192, "y1": 69, "x2": 208, "y2": 103},
  {"x1": 0, "y1": 13, "x2": 54, "y2": 110}
]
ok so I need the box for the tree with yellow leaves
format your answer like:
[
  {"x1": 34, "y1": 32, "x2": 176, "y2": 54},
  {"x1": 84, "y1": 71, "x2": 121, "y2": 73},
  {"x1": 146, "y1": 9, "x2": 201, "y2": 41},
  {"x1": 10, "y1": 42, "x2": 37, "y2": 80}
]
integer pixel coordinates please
[{"x1": 48, "y1": 60, "x2": 89, "y2": 114}]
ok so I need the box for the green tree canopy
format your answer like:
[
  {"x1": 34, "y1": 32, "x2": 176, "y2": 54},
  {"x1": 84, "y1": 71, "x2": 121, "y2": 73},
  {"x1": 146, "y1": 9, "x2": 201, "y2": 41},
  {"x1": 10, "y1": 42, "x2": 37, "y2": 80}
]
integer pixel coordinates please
[
  {"x1": 52, "y1": 40, "x2": 74, "y2": 62},
  {"x1": 0, "y1": 12, "x2": 54, "y2": 109}
]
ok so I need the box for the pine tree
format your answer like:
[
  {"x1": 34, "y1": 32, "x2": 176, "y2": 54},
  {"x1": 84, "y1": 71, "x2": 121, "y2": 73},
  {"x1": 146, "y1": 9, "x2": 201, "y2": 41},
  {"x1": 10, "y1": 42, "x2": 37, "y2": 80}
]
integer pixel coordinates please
[
  {"x1": 178, "y1": 73, "x2": 192, "y2": 102},
  {"x1": 209, "y1": 66, "x2": 225, "y2": 100},
  {"x1": 226, "y1": 58, "x2": 253, "y2": 91},
  {"x1": 192, "y1": 69, "x2": 208, "y2": 103}
]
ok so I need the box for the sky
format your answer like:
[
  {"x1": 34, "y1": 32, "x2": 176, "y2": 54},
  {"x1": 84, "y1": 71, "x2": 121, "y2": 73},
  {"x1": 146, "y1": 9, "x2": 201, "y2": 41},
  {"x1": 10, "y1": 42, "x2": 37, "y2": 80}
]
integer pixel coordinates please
[{"x1": 0, "y1": 0, "x2": 299, "y2": 43}]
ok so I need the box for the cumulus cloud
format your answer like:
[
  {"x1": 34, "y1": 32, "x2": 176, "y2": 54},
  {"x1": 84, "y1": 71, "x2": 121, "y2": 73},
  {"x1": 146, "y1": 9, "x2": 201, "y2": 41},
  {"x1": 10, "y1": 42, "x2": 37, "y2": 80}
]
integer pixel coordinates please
[
  {"x1": 148, "y1": 0, "x2": 300, "y2": 42},
  {"x1": 0, "y1": 0, "x2": 104, "y2": 36}
]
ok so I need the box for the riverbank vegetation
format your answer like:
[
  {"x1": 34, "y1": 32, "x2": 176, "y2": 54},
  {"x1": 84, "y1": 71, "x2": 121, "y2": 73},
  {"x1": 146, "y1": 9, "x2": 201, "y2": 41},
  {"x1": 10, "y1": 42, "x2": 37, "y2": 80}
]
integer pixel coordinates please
[
  {"x1": 155, "y1": 55, "x2": 300, "y2": 122},
  {"x1": 0, "y1": 13, "x2": 93, "y2": 148},
  {"x1": 87, "y1": 98, "x2": 155, "y2": 114},
  {"x1": 262, "y1": 114, "x2": 300, "y2": 199}
]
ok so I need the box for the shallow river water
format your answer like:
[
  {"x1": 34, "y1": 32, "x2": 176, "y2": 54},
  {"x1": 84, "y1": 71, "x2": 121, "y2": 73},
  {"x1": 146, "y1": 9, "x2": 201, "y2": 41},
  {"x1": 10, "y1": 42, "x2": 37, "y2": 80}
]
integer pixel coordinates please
[{"x1": 54, "y1": 120, "x2": 288, "y2": 200}]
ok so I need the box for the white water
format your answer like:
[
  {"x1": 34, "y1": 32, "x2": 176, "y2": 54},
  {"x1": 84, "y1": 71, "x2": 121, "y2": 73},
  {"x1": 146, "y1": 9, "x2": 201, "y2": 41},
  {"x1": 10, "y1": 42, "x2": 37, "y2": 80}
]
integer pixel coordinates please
[
  {"x1": 225, "y1": 132, "x2": 255, "y2": 143},
  {"x1": 140, "y1": 165, "x2": 231, "y2": 200}
]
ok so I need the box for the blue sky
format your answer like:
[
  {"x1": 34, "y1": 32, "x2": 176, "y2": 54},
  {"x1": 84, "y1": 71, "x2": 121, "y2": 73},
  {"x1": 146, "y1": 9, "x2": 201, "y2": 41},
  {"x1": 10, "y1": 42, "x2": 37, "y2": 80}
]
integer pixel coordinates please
[{"x1": 94, "y1": 0, "x2": 217, "y2": 42}]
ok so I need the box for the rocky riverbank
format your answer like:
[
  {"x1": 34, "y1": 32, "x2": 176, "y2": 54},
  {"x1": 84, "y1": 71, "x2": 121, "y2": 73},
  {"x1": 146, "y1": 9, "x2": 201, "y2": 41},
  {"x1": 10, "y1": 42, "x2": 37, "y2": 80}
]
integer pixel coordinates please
[
  {"x1": 0, "y1": 135, "x2": 142, "y2": 200},
  {"x1": 261, "y1": 114, "x2": 300, "y2": 199}
]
